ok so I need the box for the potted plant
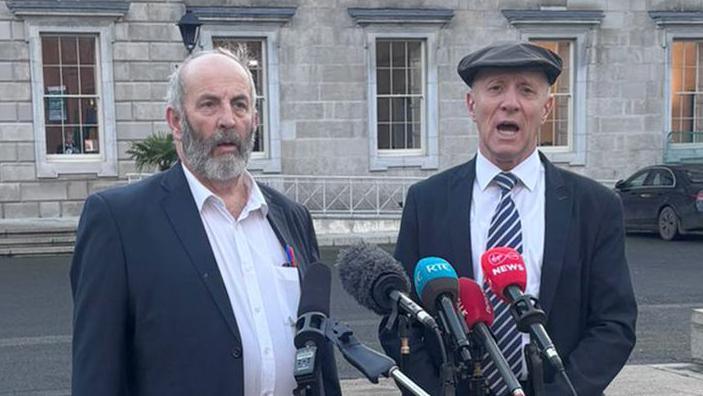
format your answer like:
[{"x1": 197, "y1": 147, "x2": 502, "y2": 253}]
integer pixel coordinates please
[{"x1": 127, "y1": 132, "x2": 177, "y2": 172}]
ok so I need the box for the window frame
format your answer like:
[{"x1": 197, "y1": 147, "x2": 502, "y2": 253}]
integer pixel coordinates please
[
  {"x1": 519, "y1": 30, "x2": 588, "y2": 165},
  {"x1": 665, "y1": 33, "x2": 703, "y2": 149},
  {"x1": 28, "y1": 21, "x2": 118, "y2": 178},
  {"x1": 365, "y1": 28, "x2": 439, "y2": 171},
  {"x1": 201, "y1": 27, "x2": 283, "y2": 173}
]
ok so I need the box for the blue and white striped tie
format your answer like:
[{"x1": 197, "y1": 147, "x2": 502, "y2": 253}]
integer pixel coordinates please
[{"x1": 482, "y1": 172, "x2": 524, "y2": 396}]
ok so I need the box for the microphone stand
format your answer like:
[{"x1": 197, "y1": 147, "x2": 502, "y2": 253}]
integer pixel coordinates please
[
  {"x1": 524, "y1": 341, "x2": 545, "y2": 396},
  {"x1": 398, "y1": 314, "x2": 410, "y2": 371},
  {"x1": 468, "y1": 337, "x2": 487, "y2": 396},
  {"x1": 325, "y1": 319, "x2": 430, "y2": 396}
]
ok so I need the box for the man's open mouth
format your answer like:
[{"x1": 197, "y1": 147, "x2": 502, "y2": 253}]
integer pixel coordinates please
[{"x1": 496, "y1": 121, "x2": 520, "y2": 133}]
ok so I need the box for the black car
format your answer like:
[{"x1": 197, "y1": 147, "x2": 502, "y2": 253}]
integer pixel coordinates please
[{"x1": 614, "y1": 164, "x2": 703, "y2": 240}]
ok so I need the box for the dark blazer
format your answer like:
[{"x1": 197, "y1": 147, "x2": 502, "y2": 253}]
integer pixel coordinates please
[
  {"x1": 381, "y1": 153, "x2": 637, "y2": 396},
  {"x1": 70, "y1": 162, "x2": 341, "y2": 396}
]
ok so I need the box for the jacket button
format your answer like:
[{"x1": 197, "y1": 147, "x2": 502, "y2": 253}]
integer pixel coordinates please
[{"x1": 232, "y1": 347, "x2": 242, "y2": 358}]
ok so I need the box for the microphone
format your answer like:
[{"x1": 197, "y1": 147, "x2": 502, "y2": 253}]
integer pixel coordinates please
[
  {"x1": 413, "y1": 257, "x2": 472, "y2": 362},
  {"x1": 480, "y1": 247, "x2": 565, "y2": 374},
  {"x1": 336, "y1": 242, "x2": 438, "y2": 330},
  {"x1": 293, "y1": 262, "x2": 331, "y2": 395},
  {"x1": 458, "y1": 277, "x2": 525, "y2": 396}
]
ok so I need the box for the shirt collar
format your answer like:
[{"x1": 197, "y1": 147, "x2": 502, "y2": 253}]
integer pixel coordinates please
[
  {"x1": 182, "y1": 164, "x2": 269, "y2": 217},
  {"x1": 475, "y1": 149, "x2": 541, "y2": 192}
]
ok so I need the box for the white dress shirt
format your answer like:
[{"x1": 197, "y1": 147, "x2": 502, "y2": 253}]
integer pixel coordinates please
[
  {"x1": 183, "y1": 165, "x2": 300, "y2": 396},
  {"x1": 470, "y1": 149, "x2": 546, "y2": 372}
]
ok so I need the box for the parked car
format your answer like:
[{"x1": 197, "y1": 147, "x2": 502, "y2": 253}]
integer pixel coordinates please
[{"x1": 614, "y1": 164, "x2": 703, "y2": 240}]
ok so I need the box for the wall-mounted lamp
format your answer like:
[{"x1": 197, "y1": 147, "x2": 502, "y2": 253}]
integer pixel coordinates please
[{"x1": 177, "y1": 9, "x2": 202, "y2": 54}]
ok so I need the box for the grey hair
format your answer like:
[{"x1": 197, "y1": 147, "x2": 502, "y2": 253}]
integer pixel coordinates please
[{"x1": 165, "y1": 46, "x2": 258, "y2": 116}]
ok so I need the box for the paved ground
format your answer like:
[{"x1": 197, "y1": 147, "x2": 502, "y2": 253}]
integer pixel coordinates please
[{"x1": 1, "y1": 234, "x2": 702, "y2": 394}]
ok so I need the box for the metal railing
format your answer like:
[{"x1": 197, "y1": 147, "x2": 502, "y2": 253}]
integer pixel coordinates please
[
  {"x1": 664, "y1": 131, "x2": 703, "y2": 164},
  {"x1": 126, "y1": 173, "x2": 423, "y2": 218},
  {"x1": 257, "y1": 175, "x2": 422, "y2": 218}
]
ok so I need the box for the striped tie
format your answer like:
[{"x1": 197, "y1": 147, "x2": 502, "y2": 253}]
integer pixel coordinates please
[{"x1": 482, "y1": 172, "x2": 524, "y2": 396}]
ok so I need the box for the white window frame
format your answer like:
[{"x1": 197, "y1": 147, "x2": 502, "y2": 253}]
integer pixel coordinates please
[
  {"x1": 27, "y1": 20, "x2": 118, "y2": 178},
  {"x1": 201, "y1": 27, "x2": 282, "y2": 173},
  {"x1": 365, "y1": 28, "x2": 439, "y2": 171},
  {"x1": 663, "y1": 31, "x2": 703, "y2": 150},
  {"x1": 518, "y1": 30, "x2": 588, "y2": 165}
]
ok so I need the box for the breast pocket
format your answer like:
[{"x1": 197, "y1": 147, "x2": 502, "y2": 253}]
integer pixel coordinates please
[{"x1": 272, "y1": 266, "x2": 301, "y2": 329}]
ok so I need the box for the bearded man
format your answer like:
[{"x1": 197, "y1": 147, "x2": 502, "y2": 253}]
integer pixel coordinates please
[{"x1": 70, "y1": 48, "x2": 341, "y2": 396}]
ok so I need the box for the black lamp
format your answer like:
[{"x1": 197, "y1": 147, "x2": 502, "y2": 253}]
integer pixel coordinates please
[{"x1": 177, "y1": 9, "x2": 202, "y2": 54}]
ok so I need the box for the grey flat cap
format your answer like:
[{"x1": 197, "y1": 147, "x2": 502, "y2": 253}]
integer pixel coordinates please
[{"x1": 457, "y1": 42, "x2": 562, "y2": 87}]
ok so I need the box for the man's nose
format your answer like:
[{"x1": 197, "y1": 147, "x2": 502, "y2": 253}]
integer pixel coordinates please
[
  {"x1": 218, "y1": 106, "x2": 237, "y2": 129},
  {"x1": 500, "y1": 88, "x2": 520, "y2": 112}
]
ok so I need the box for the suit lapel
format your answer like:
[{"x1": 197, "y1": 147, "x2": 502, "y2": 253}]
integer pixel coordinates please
[
  {"x1": 539, "y1": 153, "x2": 572, "y2": 317},
  {"x1": 160, "y1": 163, "x2": 241, "y2": 343},
  {"x1": 449, "y1": 159, "x2": 476, "y2": 279}
]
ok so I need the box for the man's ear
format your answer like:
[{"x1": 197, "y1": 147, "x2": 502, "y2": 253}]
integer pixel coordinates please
[
  {"x1": 542, "y1": 94, "x2": 554, "y2": 124},
  {"x1": 166, "y1": 106, "x2": 182, "y2": 141},
  {"x1": 466, "y1": 92, "x2": 477, "y2": 121}
]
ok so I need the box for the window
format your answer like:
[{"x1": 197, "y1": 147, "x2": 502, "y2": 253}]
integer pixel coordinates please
[
  {"x1": 196, "y1": 6, "x2": 296, "y2": 173},
  {"x1": 212, "y1": 38, "x2": 267, "y2": 154},
  {"x1": 375, "y1": 39, "x2": 424, "y2": 152},
  {"x1": 41, "y1": 34, "x2": 101, "y2": 156},
  {"x1": 349, "y1": 7, "x2": 453, "y2": 170},
  {"x1": 503, "y1": 8, "x2": 604, "y2": 166},
  {"x1": 27, "y1": 23, "x2": 118, "y2": 178},
  {"x1": 530, "y1": 39, "x2": 573, "y2": 148},
  {"x1": 670, "y1": 40, "x2": 703, "y2": 144}
]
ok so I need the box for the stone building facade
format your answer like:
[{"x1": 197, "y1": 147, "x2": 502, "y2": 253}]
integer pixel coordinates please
[{"x1": 1, "y1": 0, "x2": 702, "y2": 220}]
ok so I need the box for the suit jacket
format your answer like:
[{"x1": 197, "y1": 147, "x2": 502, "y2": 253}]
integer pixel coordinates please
[
  {"x1": 381, "y1": 153, "x2": 637, "y2": 396},
  {"x1": 70, "y1": 162, "x2": 342, "y2": 396}
]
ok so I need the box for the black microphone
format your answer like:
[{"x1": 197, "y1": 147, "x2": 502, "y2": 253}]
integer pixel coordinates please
[
  {"x1": 294, "y1": 262, "x2": 331, "y2": 396},
  {"x1": 458, "y1": 277, "x2": 525, "y2": 396},
  {"x1": 413, "y1": 256, "x2": 472, "y2": 363},
  {"x1": 336, "y1": 242, "x2": 438, "y2": 330}
]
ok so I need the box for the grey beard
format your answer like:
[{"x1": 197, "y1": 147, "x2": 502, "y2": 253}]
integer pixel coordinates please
[{"x1": 180, "y1": 115, "x2": 256, "y2": 182}]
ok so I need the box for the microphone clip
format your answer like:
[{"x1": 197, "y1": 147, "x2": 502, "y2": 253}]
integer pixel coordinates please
[{"x1": 508, "y1": 294, "x2": 547, "y2": 333}]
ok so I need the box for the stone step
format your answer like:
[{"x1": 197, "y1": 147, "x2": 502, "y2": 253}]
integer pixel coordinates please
[
  {"x1": 0, "y1": 245, "x2": 74, "y2": 256},
  {"x1": 0, "y1": 235, "x2": 75, "y2": 246}
]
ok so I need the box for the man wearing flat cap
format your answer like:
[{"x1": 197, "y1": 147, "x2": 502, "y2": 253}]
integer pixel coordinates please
[{"x1": 381, "y1": 42, "x2": 637, "y2": 395}]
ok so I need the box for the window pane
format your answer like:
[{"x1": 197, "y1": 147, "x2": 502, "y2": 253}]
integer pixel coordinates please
[
  {"x1": 45, "y1": 126, "x2": 64, "y2": 154},
  {"x1": 377, "y1": 41, "x2": 390, "y2": 68},
  {"x1": 44, "y1": 96, "x2": 66, "y2": 124},
  {"x1": 377, "y1": 68, "x2": 390, "y2": 95},
  {"x1": 42, "y1": 36, "x2": 59, "y2": 65},
  {"x1": 391, "y1": 41, "x2": 406, "y2": 68},
  {"x1": 80, "y1": 66, "x2": 96, "y2": 95},
  {"x1": 410, "y1": 64, "x2": 422, "y2": 94},
  {"x1": 392, "y1": 67, "x2": 407, "y2": 95},
  {"x1": 79, "y1": 37, "x2": 96, "y2": 65},
  {"x1": 43, "y1": 66, "x2": 61, "y2": 89},
  {"x1": 64, "y1": 98, "x2": 81, "y2": 125},
  {"x1": 392, "y1": 123, "x2": 405, "y2": 149},
  {"x1": 63, "y1": 66, "x2": 79, "y2": 95},
  {"x1": 391, "y1": 97, "x2": 406, "y2": 124},
  {"x1": 377, "y1": 124, "x2": 390, "y2": 149},
  {"x1": 377, "y1": 97, "x2": 390, "y2": 123},
  {"x1": 60, "y1": 36, "x2": 78, "y2": 65}
]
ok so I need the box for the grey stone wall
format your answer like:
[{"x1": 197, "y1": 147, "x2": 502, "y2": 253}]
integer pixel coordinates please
[{"x1": 0, "y1": 0, "x2": 700, "y2": 219}]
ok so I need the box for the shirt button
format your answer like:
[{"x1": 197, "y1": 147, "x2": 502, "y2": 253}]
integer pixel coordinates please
[{"x1": 231, "y1": 347, "x2": 242, "y2": 359}]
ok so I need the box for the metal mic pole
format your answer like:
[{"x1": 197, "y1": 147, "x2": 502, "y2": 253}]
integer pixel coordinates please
[{"x1": 388, "y1": 366, "x2": 430, "y2": 396}]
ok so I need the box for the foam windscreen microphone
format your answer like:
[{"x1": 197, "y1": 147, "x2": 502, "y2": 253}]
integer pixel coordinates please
[
  {"x1": 336, "y1": 242, "x2": 437, "y2": 329},
  {"x1": 480, "y1": 247, "x2": 566, "y2": 375},
  {"x1": 458, "y1": 278, "x2": 525, "y2": 396}
]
